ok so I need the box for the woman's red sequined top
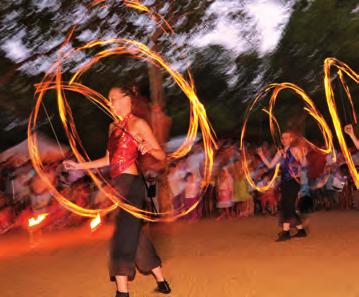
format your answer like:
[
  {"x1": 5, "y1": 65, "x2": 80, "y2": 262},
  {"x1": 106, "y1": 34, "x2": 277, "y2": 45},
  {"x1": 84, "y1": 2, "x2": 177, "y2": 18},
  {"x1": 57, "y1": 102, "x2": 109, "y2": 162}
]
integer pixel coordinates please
[{"x1": 107, "y1": 113, "x2": 138, "y2": 178}]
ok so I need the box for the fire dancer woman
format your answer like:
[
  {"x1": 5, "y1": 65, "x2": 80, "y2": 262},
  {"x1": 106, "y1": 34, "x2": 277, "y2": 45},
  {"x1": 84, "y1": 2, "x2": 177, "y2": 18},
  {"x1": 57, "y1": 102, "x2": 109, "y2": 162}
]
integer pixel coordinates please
[
  {"x1": 257, "y1": 131, "x2": 307, "y2": 241},
  {"x1": 63, "y1": 86, "x2": 171, "y2": 297}
]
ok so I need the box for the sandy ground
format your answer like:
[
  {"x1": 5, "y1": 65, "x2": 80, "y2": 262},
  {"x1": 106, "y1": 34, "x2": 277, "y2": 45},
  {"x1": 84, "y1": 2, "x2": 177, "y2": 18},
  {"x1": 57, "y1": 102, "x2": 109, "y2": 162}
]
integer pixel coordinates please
[{"x1": 1, "y1": 210, "x2": 359, "y2": 297}]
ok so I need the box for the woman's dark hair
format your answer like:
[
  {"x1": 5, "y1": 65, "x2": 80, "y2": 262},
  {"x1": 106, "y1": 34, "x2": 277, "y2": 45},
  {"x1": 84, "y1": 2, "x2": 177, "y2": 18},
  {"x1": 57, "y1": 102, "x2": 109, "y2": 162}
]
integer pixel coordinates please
[
  {"x1": 282, "y1": 129, "x2": 295, "y2": 136},
  {"x1": 110, "y1": 84, "x2": 136, "y2": 99},
  {"x1": 184, "y1": 172, "x2": 193, "y2": 181}
]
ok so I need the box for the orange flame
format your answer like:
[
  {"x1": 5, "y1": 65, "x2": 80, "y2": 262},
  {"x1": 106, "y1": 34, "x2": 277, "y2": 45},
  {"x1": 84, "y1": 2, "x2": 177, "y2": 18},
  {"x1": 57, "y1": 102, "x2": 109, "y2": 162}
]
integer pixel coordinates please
[
  {"x1": 28, "y1": 38, "x2": 216, "y2": 222},
  {"x1": 90, "y1": 214, "x2": 101, "y2": 231},
  {"x1": 28, "y1": 213, "x2": 48, "y2": 228}
]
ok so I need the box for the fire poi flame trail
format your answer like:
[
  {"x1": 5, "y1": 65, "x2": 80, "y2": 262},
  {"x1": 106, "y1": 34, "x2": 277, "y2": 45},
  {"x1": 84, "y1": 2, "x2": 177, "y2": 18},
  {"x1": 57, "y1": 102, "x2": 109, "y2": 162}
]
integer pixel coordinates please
[
  {"x1": 324, "y1": 58, "x2": 359, "y2": 188},
  {"x1": 28, "y1": 4, "x2": 216, "y2": 222},
  {"x1": 241, "y1": 58, "x2": 358, "y2": 191},
  {"x1": 240, "y1": 83, "x2": 334, "y2": 192}
]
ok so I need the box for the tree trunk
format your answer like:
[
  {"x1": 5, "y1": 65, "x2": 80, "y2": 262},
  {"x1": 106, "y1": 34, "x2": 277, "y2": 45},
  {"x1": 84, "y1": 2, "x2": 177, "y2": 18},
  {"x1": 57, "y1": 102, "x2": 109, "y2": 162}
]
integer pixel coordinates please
[
  {"x1": 148, "y1": 63, "x2": 165, "y2": 107},
  {"x1": 146, "y1": 33, "x2": 173, "y2": 214},
  {"x1": 147, "y1": 31, "x2": 172, "y2": 147}
]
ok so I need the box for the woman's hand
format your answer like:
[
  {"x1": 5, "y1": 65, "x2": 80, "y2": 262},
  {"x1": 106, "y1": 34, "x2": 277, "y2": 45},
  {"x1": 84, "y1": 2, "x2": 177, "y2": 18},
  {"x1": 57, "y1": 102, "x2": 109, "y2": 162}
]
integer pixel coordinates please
[
  {"x1": 256, "y1": 147, "x2": 264, "y2": 157},
  {"x1": 344, "y1": 124, "x2": 354, "y2": 136},
  {"x1": 63, "y1": 160, "x2": 80, "y2": 170},
  {"x1": 138, "y1": 141, "x2": 152, "y2": 155},
  {"x1": 133, "y1": 118, "x2": 166, "y2": 161}
]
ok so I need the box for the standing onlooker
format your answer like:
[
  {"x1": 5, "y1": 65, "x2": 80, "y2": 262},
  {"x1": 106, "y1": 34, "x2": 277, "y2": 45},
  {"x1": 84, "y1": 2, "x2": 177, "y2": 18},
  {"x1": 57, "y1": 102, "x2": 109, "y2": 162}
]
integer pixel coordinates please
[
  {"x1": 167, "y1": 162, "x2": 186, "y2": 214},
  {"x1": 257, "y1": 172, "x2": 278, "y2": 215},
  {"x1": 186, "y1": 144, "x2": 204, "y2": 181},
  {"x1": 216, "y1": 168, "x2": 233, "y2": 220},
  {"x1": 233, "y1": 160, "x2": 254, "y2": 217},
  {"x1": 183, "y1": 172, "x2": 200, "y2": 221}
]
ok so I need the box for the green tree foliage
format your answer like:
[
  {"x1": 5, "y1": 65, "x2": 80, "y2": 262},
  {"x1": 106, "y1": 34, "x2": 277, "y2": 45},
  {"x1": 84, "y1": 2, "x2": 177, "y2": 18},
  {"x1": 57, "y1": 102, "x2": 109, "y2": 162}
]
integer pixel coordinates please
[
  {"x1": 261, "y1": 0, "x2": 359, "y2": 142},
  {"x1": 0, "y1": 0, "x2": 218, "y2": 152},
  {"x1": 1, "y1": 0, "x2": 358, "y2": 152}
]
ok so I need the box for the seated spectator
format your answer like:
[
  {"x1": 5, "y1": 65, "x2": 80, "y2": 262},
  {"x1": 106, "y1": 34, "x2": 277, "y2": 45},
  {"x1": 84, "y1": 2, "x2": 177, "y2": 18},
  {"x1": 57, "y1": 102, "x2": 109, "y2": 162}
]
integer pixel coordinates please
[{"x1": 0, "y1": 191, "x2": 15, "y2": 234}]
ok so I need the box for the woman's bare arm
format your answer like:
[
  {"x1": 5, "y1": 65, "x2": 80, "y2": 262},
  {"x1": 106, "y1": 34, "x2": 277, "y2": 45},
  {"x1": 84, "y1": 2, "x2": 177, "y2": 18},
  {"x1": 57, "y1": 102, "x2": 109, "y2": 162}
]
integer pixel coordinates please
[
  {"x1": 134, "y1": 119, "x2": 166, "y2": 161},
  {"x1": 63, "y1": 151, "x2": 109, "y2": 171},
  {"x1": 63, "y1": 124, "x2": 114, "y2": 171},
  {"x1": 257, "y1": 148, "x2": 282, "y2": 169}
]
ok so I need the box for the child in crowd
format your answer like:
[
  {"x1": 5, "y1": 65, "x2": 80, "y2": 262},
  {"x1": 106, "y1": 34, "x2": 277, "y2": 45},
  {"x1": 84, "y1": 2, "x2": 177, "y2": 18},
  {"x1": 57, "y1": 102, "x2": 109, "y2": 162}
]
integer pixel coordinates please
[
  {"x1": 257, "y1": 172, "x2": 278, "y2": 215},
  {"x1": 216, "y1": 167, "x2": 233, "y2": 220},
  {"x1": 183, "y1": 172, "x2": 200, "y2": 221},
  {"x1": 233, "y1": 160, "x2": 253, "y2": 217}
]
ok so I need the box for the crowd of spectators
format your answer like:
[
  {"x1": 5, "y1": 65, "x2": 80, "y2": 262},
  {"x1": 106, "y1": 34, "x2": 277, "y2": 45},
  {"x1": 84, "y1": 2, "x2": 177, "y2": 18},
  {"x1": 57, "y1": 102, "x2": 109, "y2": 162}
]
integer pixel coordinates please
[{"x1": 1, "y1": 138, "x2": 359, "y2": 235}]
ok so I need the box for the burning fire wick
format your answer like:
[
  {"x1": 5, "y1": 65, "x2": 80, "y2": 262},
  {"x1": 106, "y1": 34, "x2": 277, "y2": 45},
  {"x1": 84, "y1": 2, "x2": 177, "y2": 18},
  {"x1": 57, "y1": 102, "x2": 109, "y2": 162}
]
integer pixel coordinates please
[
  {"x1": 90, "y1": 214, "x2": 101, "y2": 232},
  {"x1": 27, "y1": 213, "x2": 48, "y2": 247}
]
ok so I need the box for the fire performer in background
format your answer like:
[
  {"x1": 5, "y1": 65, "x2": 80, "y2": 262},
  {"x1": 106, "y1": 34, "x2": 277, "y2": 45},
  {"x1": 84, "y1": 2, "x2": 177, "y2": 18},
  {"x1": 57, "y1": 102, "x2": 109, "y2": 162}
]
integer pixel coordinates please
[
  {"x1": 63, "y1": 86, "x2": 171, "y2": 297},
  {"x1": 257, "y1": 131, "x2": 308, "y2": 242}
]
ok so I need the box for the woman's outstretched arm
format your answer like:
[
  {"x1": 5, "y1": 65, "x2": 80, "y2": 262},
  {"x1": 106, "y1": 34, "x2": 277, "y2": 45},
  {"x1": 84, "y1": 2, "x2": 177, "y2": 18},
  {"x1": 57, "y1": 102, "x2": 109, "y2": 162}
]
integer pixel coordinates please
[
  {"x1": 257, "y1": 148, "x2": 282, "y2": 169},
  {"x1": 63, "y1": 123, "x2": 114, "y2": 171},
  {"x1": 63, "y1": 152, "x2": 109, "y2": 171}
]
